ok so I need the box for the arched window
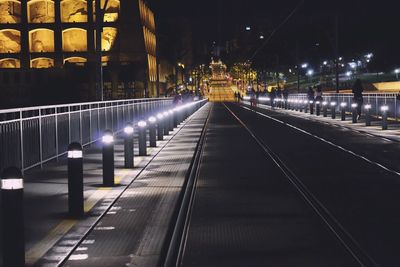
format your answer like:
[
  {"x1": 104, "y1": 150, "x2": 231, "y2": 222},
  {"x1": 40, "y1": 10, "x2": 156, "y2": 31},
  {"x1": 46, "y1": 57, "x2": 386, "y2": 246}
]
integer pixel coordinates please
[
  {"x1": 0, "y1": 0, "x2": 21, "y2": 23},
  {"x1": 27, "y1": 0, "x2": 54, "y2": 23},
  {"x1": 93, "y1": 0, "x2": 119, "y2": 22},
  {"x1": 0, "y1": 58, "x2": 20, "y2": 68},
  {"x1": 62, "y1": 28, "x2": 87, "y2": 52},
  {"x1": 29, "y1": 28, "x2": 54, "y2": 52},
  {"x1": 61, "y1": 0, "x2": 87, "y2": 23},
  {"x1": 102, "y1": 27, "x2": 117, "y2": 51},
  {"x1": 31, "y1": 57, "x2": 53, "y2": 68},
  {"x1": 64, "y1": 56, "x2": 86, "y2": 66},
  {"x1": 0, "y1": 29, "x2": 20, "y2": 53}
]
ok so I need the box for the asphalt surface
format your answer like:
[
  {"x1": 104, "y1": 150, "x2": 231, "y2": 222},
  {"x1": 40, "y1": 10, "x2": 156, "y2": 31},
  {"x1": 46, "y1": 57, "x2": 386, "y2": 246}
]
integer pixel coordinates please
[
  {"x1": 225, "y1": 102, "x2": 400, "y2": 266},
  {"x1": 181, "y1": 103, "x2": 357, "y2": 266}
]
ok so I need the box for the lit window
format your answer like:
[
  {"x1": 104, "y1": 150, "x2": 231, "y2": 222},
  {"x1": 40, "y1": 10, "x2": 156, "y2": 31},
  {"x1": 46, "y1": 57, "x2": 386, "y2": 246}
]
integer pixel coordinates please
[
  {"x1": 62, "y1": 28, "x2": 87, "y2": 52},
  {"x1": 0, "y1": 0, "x2": 21, "y2": 23},
  {"x1": 93, "y1": 0, "x2": 119, "y2": 22},
  {"x1": 0, "y1": 29, "x2": 21, "y2": 53},
  {"x1": 61, "y1": 0, "x2": 87, "y2": 23},
  {"x1": 102, "y1": 27, "x2": 117, "y2": 51},
  {"x1": 31, "y1": 57, "x2": 54, "y2": 68},
  {"x1": 29, "y1": 28, "x2": 54, "y2": 52},
  {"x1": 64, "y1": 56, "x2": 86, "y2": 66},
  {"x1": 27, "y1": 0, "x2": 55, "y2": 23},
  {"x1": 0, "y1": 58, "x2": 20, "y2": 68}
]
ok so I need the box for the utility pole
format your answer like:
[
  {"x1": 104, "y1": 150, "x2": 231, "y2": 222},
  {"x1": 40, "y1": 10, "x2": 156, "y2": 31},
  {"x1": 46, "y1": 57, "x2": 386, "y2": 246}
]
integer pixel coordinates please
[
  {"x1": 276, "y1": 54, "x2": 280, "y2": 89},
  {"x1": 335, "y1": 15, "x2": 340, "y2": 93},
  {"x1": 296, "y1": 42, "x2": 300, "y2": 93}
]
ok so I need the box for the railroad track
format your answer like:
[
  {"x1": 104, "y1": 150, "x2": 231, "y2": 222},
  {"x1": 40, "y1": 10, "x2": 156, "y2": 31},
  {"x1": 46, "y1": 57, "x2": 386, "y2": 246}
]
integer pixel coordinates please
[{"x1": 164, "y1": 102, "x2": 377, "y2": 267}]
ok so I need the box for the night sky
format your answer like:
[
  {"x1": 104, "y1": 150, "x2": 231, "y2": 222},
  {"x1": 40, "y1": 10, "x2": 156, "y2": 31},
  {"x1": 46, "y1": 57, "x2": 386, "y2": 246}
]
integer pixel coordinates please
[{"x1": 148, "y1": 0, "x2": 399, "y2": 70}]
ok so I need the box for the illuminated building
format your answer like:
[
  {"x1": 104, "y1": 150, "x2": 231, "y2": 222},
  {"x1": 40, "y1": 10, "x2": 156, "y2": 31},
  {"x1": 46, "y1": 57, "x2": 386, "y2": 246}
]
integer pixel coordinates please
[{"x1": 0, "y1": 0, "x2": 164, "y2": 106}]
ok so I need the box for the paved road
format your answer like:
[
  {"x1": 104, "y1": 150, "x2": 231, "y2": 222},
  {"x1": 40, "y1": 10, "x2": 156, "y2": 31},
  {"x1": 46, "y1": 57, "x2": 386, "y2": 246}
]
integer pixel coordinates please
[
  {"x1": 223, "y1": 102, "x2": 400, "y2": 265},
  {"x1": 181, "y1": 103, "x2": 358, "y2": 266}
]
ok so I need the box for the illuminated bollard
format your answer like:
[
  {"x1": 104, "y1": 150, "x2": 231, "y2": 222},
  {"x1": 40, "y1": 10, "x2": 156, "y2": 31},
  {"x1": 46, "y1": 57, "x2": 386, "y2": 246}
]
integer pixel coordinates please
[
  {"x1": 102, "y1": 130, "x2": 115, "y2": 187},
  {"x1": 322, "y1": 101, "x2": 328, "y2": 117},
  {"x1": 381, "y1": 105, "x2": 389, "y2": 130},
  {"x1": 304, "y1": 100, "x2": 308, "y2": 113},
  {"x1": 67, "y1": 142, "x2": 84, "y2": 217},
  {"x1": 309, "y1": 100, "x2": 314, "y2": 115},
  {"x1": 330, "y1": 102, "x2": 337, "y2": 119},
  {"x1": 157, "y1": 113, "x2": 164, "y2": 141},
  {"x1": 364, "y1": 104, "x2": 372, "y2": 126},
  {"x1": 138, "y1": 120, "x2": 147, "y2": 156},
  {"x1": 1, "y1": 167, "x2": 25, "y2": 267},
  {"x1": 316, "y1": 101, "x2": 321, "y2": 116},
  {"x1": 299, "y1": 100, "x2": 303, "y2": 112},
  {"x1": 123, "y1": 123, "x2": 134, "y2": 168},
  {"x1": 163, "y1": 111, "x2": 170, "y2": 135},
  {"x1": 148, "y1": 116, "x2": 157, "y2": 147},
  {"x1": 168, "y1": 110, "x2": 174, "y2": 131},
  {"x1": 173, "y1": 109, "x2": 178, "y2": 128},
  {"x1": 340, "y1": 102, "x2": 347, "y2": 121},
  {"x1": 352, "y1": 103, "x2": 358, "y2": 123}
]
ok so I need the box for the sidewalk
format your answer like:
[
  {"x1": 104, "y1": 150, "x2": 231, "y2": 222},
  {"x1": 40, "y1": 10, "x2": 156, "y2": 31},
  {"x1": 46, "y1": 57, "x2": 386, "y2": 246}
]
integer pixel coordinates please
[
  {"x1": 64, "y1": 103, "x2": 211, "y2": 267},
  {"x1": 255, "y1": 103, "x2": 400, "y2": 143},
  {"x1": 0, "y1": 103, "x2": 209, "y2": 267}
]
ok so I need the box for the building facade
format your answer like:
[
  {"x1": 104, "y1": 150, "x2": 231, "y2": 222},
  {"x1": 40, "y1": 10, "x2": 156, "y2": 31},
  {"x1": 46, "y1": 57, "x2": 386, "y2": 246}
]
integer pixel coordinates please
[{"x1": 0, "y1": 0, "x2": 164, "y2": 107}]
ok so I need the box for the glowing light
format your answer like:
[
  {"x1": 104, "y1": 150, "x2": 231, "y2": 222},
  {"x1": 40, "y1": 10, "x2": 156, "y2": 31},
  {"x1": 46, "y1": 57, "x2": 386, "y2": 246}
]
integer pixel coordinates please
[
  {"x1": 148, "y1": 116, "x2": 157, "y2": 123},
  {"x1": 330, "y1": 102, "x2": 337, "y2": 106},
  {"x1": 364, "y1": 104, "x2": 372, "y2": 110},
  {"x1": 68, "y1": 150, "x2": 83, "y2": 159},
  {"x1": 351, "y1": 103, "x2": 358, "y2": 108},
  {"x1": 138, "y1": 120, "x2": 147, "y2": 127},
  {"x1": 340, "y1": 102, "x2": 347, "y2": 107},
  {"x1": 1, "y1": 179, "x2": 23, "y2": 190},
  {"x1": 157, "y1": 113, "x2": 164, "y2": 120},
  {"x1": 322, "y1": 101, "x2": 328, "y2": 106},
  {"x1": 102, "y1": 134, "x2": 114, "y2": 144},
  {"x1": 124, "y1": 125, "x2": 134, "y2": 134},
  {"x1": 381, "y1": 105, "x2": 389, "y2": 112},
  {"x1": 243, "y1": 96, "x2": 251, "y2": 101}
]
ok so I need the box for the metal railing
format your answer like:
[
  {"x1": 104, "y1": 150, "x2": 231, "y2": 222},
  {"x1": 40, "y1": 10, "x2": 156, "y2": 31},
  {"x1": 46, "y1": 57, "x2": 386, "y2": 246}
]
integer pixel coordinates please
[
  {"x1": 0, "y1": 98, "x2": 173, "y2": 172},
  {"x1": 283, "y1": 93, "x2": 399, "y2": 120}
]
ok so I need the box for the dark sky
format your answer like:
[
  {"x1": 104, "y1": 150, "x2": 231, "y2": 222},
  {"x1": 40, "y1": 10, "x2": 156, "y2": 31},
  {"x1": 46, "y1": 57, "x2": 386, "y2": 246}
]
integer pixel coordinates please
[{"x1": 147, "y1": 0, "x2": 399, "y2": 70}]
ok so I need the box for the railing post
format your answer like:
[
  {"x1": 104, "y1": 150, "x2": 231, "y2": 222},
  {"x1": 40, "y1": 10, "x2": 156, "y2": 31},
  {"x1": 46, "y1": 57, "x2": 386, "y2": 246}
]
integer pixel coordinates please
[
  {"x1": 19, "y1": 111, "x2": 24, "y2": 172},
  {"x1": 79, "y1": 105, "x2": 83, "y2": 145},
  {"x1": 55, "y1": 108, "x2": 59, "y2": 162},
  {"x1": 39, "y1": 109, "x2": 43, "y2": 169}
]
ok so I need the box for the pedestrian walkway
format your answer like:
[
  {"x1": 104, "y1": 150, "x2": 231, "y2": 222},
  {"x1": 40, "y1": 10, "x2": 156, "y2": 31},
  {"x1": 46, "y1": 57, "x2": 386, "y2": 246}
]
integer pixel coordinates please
[
  {"x1": 253, "y1": 102, "x2": 400, "y2": 143},
  {"x1": 63, "y1": 104, "x2": 211, "y2": 267},
  {"x1": 0, "y1": 102, "x2": 209, "y2": 267}
]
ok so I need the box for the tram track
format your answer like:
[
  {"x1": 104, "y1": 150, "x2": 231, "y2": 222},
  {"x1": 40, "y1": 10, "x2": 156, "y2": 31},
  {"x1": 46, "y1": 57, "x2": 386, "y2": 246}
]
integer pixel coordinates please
[
  {"x1": 165, "y1": 102, "x2": 377, "y2": 266},
  {"x1": 223, "y1": 103, "x2": 377, "y2": 267}
]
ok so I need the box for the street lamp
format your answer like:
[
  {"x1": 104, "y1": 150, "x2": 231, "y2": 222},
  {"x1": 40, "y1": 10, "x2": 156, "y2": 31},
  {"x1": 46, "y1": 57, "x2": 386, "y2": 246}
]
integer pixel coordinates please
[{"x1": 395, "y1": 69, "x2": 400, "y2": 80}]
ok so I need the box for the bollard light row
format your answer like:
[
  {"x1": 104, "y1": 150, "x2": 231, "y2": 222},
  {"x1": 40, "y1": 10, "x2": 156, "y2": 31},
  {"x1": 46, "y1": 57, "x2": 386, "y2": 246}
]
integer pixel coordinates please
[{"x1": 255, "y1": 97, "x2": 391, "y2": 131}]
